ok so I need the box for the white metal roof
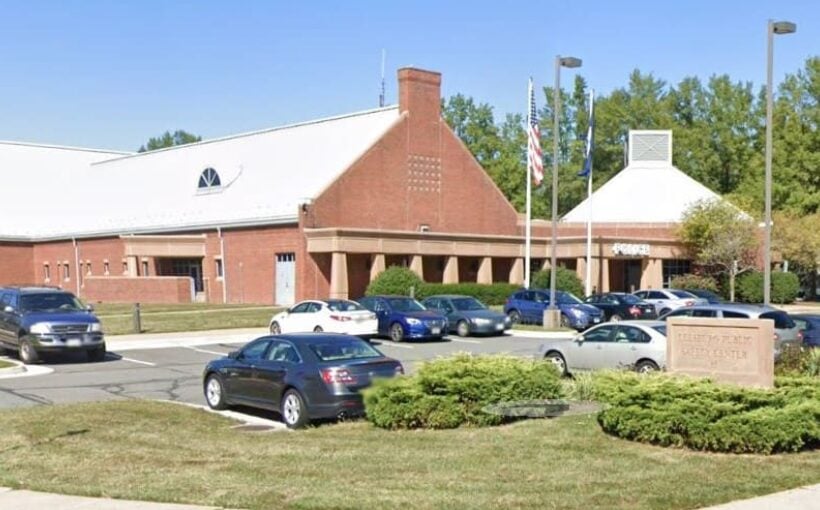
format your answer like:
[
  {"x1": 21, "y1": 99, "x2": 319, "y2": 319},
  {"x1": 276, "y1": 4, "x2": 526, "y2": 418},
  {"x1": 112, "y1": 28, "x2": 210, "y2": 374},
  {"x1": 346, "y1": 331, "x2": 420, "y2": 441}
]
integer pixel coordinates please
[
  {"x1": 562, "y1": 130, "x2": 722, "y2": 223},
  {"x1": 2, "y1": 106, "x2": 400, "y2": 240}
]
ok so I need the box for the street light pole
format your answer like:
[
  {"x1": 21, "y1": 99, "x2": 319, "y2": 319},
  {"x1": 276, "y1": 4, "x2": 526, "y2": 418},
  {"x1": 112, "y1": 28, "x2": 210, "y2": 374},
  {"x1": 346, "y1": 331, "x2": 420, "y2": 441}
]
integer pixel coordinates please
[
  {"x1": 764, "y1": 19, "x2": 796, "y2": 306},
  {"x1": 547, "y1": 55, "x2": 582, "y2": 328}
]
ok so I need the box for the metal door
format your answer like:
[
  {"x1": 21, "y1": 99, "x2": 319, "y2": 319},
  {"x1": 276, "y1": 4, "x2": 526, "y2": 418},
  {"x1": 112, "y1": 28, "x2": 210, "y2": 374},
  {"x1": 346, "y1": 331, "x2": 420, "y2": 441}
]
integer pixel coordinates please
[{"x1": 275, "y1": 253, "x2": 296, "y2": 306}]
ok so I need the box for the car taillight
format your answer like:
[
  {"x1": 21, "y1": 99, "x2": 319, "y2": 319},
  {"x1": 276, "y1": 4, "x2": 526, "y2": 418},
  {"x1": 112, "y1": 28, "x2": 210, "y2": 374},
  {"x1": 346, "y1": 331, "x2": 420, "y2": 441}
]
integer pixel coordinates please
[
  {"x1": 321, "y1": 368, "x2": 356, "y2": 384},
  {"x1": 329, "y1": 314, "x2": 352, "y2": 322},
  {"x1": 629, "y1": 306, "x2": 640, "y2": 316},
  {"x1": 797, "y1": 330, "x2": 804, "y2": 342},
  {"x1": 685, "y1": 300, "x2": 695, "y2": 306}
]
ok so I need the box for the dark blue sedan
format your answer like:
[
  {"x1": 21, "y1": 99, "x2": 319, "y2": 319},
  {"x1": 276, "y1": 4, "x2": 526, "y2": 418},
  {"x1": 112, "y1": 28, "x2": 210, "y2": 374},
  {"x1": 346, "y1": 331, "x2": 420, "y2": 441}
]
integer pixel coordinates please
[
  {"x1": 357, "y1": 295, "x2": 447, "y2": 342},
  {"x1": 504, "y1": 289, "x2": 603, "y2": 330},
  {"x1": 792, "y1": 314, "x2": 820, "y2": 348},
  {"x1": 421, "y1": 295, "x2": 511, "y2": 337},
  {"x1": 203, "y1": 333, "x2": 403, "y2": 428}
]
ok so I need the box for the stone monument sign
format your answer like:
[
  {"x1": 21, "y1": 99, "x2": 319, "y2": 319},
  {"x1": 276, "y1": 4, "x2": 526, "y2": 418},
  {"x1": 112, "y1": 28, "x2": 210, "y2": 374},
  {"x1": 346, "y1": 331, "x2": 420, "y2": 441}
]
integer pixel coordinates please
[{"x1": 667, "y1": 318, "x2": 774, "y2": 388}]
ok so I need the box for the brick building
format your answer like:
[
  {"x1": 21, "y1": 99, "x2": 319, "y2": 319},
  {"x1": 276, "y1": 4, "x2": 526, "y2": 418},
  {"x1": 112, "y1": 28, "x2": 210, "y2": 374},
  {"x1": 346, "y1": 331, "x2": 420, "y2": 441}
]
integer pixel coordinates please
[{"x1": 1, "y1": 68, "x2": 716, "y2": 305}]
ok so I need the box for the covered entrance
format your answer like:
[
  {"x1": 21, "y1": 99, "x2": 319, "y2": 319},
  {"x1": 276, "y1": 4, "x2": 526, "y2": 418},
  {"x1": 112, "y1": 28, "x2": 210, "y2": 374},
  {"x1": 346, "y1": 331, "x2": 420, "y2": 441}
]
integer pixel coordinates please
[{"x1": 608, "y1": 259, "x2": 643, "y2": 293}]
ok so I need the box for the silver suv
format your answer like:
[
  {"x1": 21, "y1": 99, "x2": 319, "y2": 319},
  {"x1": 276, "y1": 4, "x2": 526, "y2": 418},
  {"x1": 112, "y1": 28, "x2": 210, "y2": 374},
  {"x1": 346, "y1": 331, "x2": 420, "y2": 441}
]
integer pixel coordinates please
[{"x1": 659, "y1": 303, "x2": 803, "y2": 356}]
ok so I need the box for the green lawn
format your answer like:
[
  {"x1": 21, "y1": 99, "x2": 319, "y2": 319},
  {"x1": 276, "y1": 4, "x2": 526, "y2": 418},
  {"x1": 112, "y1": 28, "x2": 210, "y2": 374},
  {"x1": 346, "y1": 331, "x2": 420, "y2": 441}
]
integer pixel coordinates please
[
  {"x1": 0, "y1": 360, "x2": 15, "y2": 369},
  {"x1": 90, "y1": 303, "x2": 281, "y2": 336},
  {"x1": 0, "y1": 401, "x2": 816, "y2": 510}
]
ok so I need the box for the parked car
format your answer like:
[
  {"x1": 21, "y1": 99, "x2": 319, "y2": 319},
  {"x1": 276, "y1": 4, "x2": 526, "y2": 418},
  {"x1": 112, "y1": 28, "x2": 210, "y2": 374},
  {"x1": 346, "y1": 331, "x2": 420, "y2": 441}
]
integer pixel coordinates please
[
  {"x1": 791, "y1": 314, "x2": 820, "y2": 348},
  {"x1": 421, "y1": 295, "x2": 511, "y2": 337},
  {"x1": 357, "y1": 296, "x2": 447, "y2": 342},
  {"x1": 583, "y1": 292, "x2": 657, "y2": 321},
  {"x1": 632, "y1": 288, "x2": 707, "y2": 316},
  {"x1": 0, "y1": 286, "x2": 105, "y2": 364},
  {"x1": 269, "y1": 299, "x2": 377, "y2": 339},
  {"x1": 659, "y1": 304, "x2": 803, "y2": 355},
  {"x1": 504, "y1": 289, "x2": 604, "y2": 330},
  {"x1": 684, "y1": 288, "x2": 724, "y2": 304},
  {"x1": 203, "y1": 333, "x2": 403, "y2": 428},
  {"x1": 538, "y1": 320, "x2": 667, "y2": 376}
]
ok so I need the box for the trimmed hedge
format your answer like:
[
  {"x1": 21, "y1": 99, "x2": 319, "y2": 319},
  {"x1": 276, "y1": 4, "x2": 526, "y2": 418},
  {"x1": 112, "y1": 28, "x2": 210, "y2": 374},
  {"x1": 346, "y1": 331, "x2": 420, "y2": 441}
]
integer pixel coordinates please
[
  {"x1": 670, "y1": 273, "x2": 719, "y2": 293},
  {"x1": 736, "y1": 271, "x2": 801, "y2": 304},
  {"x1": 365, "y1": 266, "x2": 423, "y2": 296},
  {"x1": 531, "y1": 268, "x2": 584, "y2": 297},
  {"x1": 592, "y1": 372, "x2": 820, "y2": 454},
  {"x1": 364, "y1": 354, "x2": 563, "y2": 429},
  {"x1": 417, "y1": 282, "x2": 519, "y2": 306}
]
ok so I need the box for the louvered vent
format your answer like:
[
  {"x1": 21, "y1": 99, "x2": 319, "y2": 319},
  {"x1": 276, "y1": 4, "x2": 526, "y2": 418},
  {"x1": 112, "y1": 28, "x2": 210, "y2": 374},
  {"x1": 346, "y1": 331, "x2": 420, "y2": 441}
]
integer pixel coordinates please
[{"x1": 629, "y1": 130, "x2": 672, "y2": 165}]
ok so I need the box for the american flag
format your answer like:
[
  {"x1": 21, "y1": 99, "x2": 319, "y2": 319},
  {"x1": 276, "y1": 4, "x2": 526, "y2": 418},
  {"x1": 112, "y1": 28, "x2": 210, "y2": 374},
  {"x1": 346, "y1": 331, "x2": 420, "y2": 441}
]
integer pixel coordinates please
[{"x1": 527, "y1": 78, "x2": 544, "y2": 185}]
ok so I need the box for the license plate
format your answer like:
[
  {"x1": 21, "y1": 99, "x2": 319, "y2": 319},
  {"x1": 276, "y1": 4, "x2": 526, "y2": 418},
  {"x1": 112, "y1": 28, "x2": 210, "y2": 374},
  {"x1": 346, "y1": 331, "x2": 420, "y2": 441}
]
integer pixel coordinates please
[
  {"x1": 593, "y1": 317, "x2": 601, "y2": 323},
  {"x1": 66, "y1": 338, "x2": 82, "y2": 347},
  {"x1": 495, "y1": 323, "x2": 504, "y2": 330},
  {"x1": 431, "y1": 327, "x2": 441, "y2": 335}
]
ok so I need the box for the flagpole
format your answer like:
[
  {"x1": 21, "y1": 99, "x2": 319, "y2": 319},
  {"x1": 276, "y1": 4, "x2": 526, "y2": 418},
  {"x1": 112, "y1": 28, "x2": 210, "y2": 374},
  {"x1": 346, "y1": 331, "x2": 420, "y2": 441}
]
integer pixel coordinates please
[
  {"x1": 584, "y1": 89, "x2": 594, "y2": 296},
  {"x1": 524, "y1": 79, "x2": 533, "y2": 289}
]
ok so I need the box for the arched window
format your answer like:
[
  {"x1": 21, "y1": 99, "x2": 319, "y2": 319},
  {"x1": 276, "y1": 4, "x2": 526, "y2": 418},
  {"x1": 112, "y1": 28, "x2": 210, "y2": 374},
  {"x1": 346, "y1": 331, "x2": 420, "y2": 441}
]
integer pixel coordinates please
[{"x1": 198, "y1": 167, "x2": 221, "y2": 189}]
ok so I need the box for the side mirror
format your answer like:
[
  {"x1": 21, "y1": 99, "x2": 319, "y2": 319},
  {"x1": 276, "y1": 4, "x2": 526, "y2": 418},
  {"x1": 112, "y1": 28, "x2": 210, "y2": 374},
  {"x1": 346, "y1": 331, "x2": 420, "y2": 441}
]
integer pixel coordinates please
[
  {"x1": 3, "y1": 305, "x2": 14, "y2": 313},
  {"x1": 228, "y1": 350, "x2": 240, "y2": 359},
  {"x1": 86, "y1": 304, "x2": 95, "y2": 312},
  {"x1": 575, "y1": 335, "x2": 585, "y2": 343}
]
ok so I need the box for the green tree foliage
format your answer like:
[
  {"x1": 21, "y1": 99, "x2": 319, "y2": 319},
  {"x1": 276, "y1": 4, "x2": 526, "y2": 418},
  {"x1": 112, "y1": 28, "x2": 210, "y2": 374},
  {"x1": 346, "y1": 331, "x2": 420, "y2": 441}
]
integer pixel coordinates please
[
  {"x1": 365, "y1": 266, "x2": 423, "y2": 296},
  {"x1": 678, "y1": 199, "x2": 759, "y2": 301},
  {"x1": 138, "y1": 130, "x2": 202, "y2": 152},
  {"x1": 774, "y1": 211, "x2": 820, "y2": 299},
  {"x1": 530, "y1": 267, "x2": 584, "y2": 297},
  {"x1": 736, "y1": 271, "x2": 801, "y2": 304}
]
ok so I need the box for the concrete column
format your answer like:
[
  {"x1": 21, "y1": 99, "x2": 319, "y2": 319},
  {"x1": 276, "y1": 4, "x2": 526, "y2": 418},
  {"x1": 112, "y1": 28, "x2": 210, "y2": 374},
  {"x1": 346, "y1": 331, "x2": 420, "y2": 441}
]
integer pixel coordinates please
[
  {"x1": 329, "y1": 252, "x2": 349, "y2": 299},
  {"x1": 509, "y1": 258, "x2": 524, "y2": 285},
  {"x1": 601, "y1": 258, "x2": 610, "y2": 292},
  {"x1": 410, "y1": 255, "x2": 424, "y2": 280},
  {"x1": 369, "y1": 254, "x2": 385, "y2": 281},
  {"x1": 126, "y1": 256, "x2": 138, "y2": 277},
  {"x1": 576, "y1": 257, "x2": 587, "y2": 285},
  {"x1": 443, "y1": 256, "x2": 459, "y2": 284},
  {"x1": 641, "y1": 258, "x2": 663, "y2": 289},
  {"x1": 477, "y1": 257, "x2": 492, "y2": 284},
  {"x1": 589, "y1": 258, "x2": 601, "y2": 294}
]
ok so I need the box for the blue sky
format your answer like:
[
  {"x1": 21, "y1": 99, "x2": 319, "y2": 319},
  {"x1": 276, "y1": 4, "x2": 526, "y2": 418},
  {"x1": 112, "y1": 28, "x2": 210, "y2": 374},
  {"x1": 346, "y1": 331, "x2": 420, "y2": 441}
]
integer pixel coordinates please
[{"x1": 0, "y1": 1, "x2": 815, "y2": 151}]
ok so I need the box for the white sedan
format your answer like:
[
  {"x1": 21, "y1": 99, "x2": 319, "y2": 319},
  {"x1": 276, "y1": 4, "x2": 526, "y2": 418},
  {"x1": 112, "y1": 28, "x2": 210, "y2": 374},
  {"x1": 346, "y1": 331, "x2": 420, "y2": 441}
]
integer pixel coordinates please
[
  {"x1": 537, "y1": 320, "x2": 667, "y2": 375},
  {"x1": 269, "y1": 299, "x2": 378, "y2": 339}
]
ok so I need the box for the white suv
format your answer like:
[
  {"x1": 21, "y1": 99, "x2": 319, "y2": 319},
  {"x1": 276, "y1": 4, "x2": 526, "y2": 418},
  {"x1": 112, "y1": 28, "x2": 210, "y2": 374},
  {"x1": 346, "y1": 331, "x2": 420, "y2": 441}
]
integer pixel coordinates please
[{"x1": 632, "y1": 289, "x2": 707, "y2": 316}]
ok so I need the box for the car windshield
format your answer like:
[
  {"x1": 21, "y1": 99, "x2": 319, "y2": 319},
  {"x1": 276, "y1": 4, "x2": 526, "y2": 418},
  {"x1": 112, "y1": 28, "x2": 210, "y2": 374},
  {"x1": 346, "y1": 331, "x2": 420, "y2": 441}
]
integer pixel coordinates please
[
  {"x1": 621, "y1": 294, "x2": 642, "y2": 304},
  {"x1": 20, "y1": 293, "x2": 84, "y2": 312},
  {"x1": 326, "y1": 300, "x2": 365, "y2": 312},
  {"x1": 670, "y1": 290, "x2": 696, "y2": 298},
  {"x1": 557, "y1": 292, "x2": 583, "y2": 305},
  {"x1": 388, "y1": 298, "x2": 426, "y2": 312},
  {"x1": 452, "y1": 298, "x2": 486, "y2": 311},
  {"x1": 651, "y1": 325, "x2": 667, "y2": 336},
  {"x1": 310, "y1": 338, "x2": 382, "y2": 361}
]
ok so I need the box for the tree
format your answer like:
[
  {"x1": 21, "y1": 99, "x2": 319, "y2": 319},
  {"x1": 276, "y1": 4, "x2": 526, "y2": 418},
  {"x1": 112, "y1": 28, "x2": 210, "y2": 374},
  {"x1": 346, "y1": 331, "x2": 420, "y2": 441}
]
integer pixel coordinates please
[
  {"x1": 774, "y1": 211, "x2": 820, "y2": 300},
  {"x1": 678, "y1": 199, "x2": 760, "y2": 301},
  {"x1": 138, "y1": 130, "x2": 202, "y2": 152}
]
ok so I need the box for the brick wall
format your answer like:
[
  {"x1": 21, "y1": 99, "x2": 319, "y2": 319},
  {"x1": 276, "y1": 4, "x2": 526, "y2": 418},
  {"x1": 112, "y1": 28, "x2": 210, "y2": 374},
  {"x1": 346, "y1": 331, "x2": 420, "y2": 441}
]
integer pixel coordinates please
[
  {"x1": 0, "y1": 243, "x2": 34, "y2": 284},
  {"x1": 84, "y1": 276, "x2": 193, "y2": 304}
]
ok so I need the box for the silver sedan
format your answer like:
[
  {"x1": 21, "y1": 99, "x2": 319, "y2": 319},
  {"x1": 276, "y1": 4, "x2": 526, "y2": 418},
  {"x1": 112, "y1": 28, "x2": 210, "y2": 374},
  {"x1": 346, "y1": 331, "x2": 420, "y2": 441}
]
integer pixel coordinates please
[{"x1": 538, "y1": 320, "x2": 667, "y2": 375}]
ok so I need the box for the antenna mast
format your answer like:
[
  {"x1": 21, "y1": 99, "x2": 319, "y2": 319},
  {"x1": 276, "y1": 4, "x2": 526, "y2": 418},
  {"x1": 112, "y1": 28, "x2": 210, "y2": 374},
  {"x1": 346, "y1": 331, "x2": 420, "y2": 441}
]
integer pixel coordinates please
[{"x1": 379, "y1": 49, "x2": 386, "y2": 107}]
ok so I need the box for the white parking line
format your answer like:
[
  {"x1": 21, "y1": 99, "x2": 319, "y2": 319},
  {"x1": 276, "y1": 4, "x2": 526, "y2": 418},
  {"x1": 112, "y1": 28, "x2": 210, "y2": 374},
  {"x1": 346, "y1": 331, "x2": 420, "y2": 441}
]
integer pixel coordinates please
[
  {"x1": 375, "y1": 342, "x2": 414, "y2": 350},
  {"x1": 120, "y1": 357, "x2": 156, "y2": 366},
  {"x1": 186, "y1": 346, "x2": 229, "y2": 356},
  {"x1": 450, "y1": 338, "x2": 481, "y2": 344}
]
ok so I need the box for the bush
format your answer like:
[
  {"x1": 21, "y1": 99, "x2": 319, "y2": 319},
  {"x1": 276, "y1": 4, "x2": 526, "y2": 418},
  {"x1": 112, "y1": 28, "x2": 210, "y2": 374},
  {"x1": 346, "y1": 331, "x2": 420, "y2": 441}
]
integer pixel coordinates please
[
  {"x1": 416, "y1": 282, "x2": 519, "y2": 306},
  {"x1": 776, "y1": 344, "x2": 820, "y2": 377},
  {"x1": 670, "y1": 273, "x2": 719, "y2": 292},
  {"x1": 365, "y1": 266, "x2": 423, "y2": 296},
  {"x1": 531, "y1": 267, "x2": 584, "y2": 297},
  {"x1": 592, "y1": 372, "x2": 820, "y2": 454},
  {"x1": 736, "y1": 271, "x2": 801, "y2": 304},
  {"x1": 364, "y1": 354, "x2": 563, "y2": 429}
]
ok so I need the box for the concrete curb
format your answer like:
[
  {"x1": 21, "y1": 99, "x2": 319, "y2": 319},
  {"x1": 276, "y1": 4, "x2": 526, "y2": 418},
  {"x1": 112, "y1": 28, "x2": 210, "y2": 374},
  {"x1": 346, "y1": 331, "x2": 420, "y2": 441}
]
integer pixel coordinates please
[
  {"x1": 0, "y1": 358, "x2": 26, "y2": 377},
  {"x1": 508, "y1": 329, "x2": 576, "y2": 339}
]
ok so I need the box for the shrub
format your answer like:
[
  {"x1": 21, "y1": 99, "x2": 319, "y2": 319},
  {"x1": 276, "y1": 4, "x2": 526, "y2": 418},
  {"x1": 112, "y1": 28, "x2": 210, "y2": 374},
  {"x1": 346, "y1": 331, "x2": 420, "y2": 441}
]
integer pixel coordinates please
[
  {"x1": 365, "y1": 266, "x2": 423, "y2": 296},
  {"x1": 531, "y1": 268, "x2": 584, "y2": 297},
  {"x1": 416, "y1": 282, "x2": 519, "y2": 306},
  {"x1": 364, "y1": 354, "x2": 563, "y2": 429},
  {"x1": 736, "y1": 271, "x2": 801, "y2": 304},
  {"x1": 776, "y1": 344, "x2": 820, "y2": 377},
  {"x1": 592, "y1": 372, "x2": 820, "y2": 454},
  {"x1": 670, "y1": 273, "x2": 719, "y2": 292}
]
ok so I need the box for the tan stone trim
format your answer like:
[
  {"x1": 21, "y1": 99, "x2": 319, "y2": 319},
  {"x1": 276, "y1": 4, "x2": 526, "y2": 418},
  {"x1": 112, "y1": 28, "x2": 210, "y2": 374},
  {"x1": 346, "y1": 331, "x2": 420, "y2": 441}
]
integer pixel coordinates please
[{"x1": 121, "y1": 234, "x2": 206, "y2": 257}]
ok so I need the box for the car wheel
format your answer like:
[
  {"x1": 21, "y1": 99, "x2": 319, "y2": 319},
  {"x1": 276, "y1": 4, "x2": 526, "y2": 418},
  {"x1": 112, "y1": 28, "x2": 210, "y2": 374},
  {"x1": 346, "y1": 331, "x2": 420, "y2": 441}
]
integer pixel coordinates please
[
  {"x1": 87, "y1": 347, "x2": 106, "y2": 362},
  {"x1": 659, "y1": 308, "x2": 671, "y2": 316},
  {"x1": 204, "y1": 374, "x2": 228, "y2": 410},
  {"x1": 545, "y1": 351, "x2": 567, "y2": 376},
  {"x1": 18, "y1": 341, "x2": 39, "y2": 365},
  {"x1": 610, "y1": 314, "x2": 622, "y2": 322},
  {"x1": 635, "y1": 360, "x2": 660, "y2": 374},
  {"x1": 456, "y1": 320, "x2": 470, "y2": 338},
  {"x1": 270, "y1": 322, "x2": 281, "y2": 334},
  {"x1": 281, "y1": 389, "x2": 309, "y2": 429},
  {"x1": 560, "y1": 314, "x2": 571, "y2": 329},
  {"x1": 313, "y1": 326, "x2": 323, "y2": 333},
  {"x1": 507, "y1": 310, "x2": 522, "y2": 325},
  {"x1": 390, "y1": 323, "x2": 405, "y2": 342}
]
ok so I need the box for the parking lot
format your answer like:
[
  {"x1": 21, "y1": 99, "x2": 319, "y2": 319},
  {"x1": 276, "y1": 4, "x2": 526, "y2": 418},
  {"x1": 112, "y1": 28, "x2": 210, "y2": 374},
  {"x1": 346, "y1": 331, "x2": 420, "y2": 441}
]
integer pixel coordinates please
[{"x1": 0, "y1": 329, "x2": 558, "y2": 410}]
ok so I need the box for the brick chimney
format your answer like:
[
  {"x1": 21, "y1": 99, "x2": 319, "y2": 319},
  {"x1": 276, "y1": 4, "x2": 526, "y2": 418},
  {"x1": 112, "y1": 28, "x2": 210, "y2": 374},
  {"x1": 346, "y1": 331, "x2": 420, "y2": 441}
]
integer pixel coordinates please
[{"x1": 397, "y1": 67, "x2": 442, "y2": 155}]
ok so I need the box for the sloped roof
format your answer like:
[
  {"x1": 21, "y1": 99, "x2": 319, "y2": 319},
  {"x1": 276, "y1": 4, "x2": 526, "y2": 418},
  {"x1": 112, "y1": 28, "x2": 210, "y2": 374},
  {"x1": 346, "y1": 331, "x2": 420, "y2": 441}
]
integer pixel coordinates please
[{"x1": 2, "y1": 106, "x2": 400, "y2": 240}]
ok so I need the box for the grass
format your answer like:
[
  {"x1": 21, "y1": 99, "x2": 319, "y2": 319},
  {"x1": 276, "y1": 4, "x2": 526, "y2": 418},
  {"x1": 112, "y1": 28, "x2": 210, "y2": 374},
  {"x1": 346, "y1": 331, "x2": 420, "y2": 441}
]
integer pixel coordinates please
[
  {"x1": 0, "y1": 401, "x2": 817, "y2": 510},
  {"x1": 90, "y1": 303, "x2": 282, "y2": 336},
  {"x1": 0, "y1": 360, "x2": 15, "y2": 369}
]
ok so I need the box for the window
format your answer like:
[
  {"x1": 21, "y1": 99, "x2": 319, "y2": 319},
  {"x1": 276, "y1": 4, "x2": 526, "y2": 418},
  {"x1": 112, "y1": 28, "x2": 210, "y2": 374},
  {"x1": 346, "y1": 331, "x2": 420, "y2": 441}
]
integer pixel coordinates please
[
  {"x1": 648, "y1": 291, "x2": 666, "y2": 300},
  {"x1": 141, "y1": 261, "x2": 149, "y2": 277},
  {"x1": 86, "y1": 262, "x2": 92, "y2": 276},
  {"x1": 614, "y1": 326, "x2": 651, "y2": 343},
  {"x1": 63, "y1": 263, "x2": 70, "y2": 281},
  {"x1": 43, "y1": 264, "x2": 50, "y2": 281},
  {"x1": 215, "y1": 258, "x2": 224, "y2": 279},
  {"x1": 267, "y1": 341, "x2": 302, "y2": 364},
  {"x1": 662, "y1": 259, "x2": 692, "y2": 287},
  {"x1": 198, "y1": 167, "x2": 221, "y2": 189},
  {"x1": 122, "y1": 261, "x2": 128, "y2": 274},
  {"x1": 722, "y1": 310, "x2": 749, "y2": 318},
  {"x1": 310, "y1": 338, "x2": 381, "y2": 361},
  {"x1": 691, "y1": 309, "x2": 716, "y2": 318},
  {"x1": 290, "y1": 302, "x2": 310, "y2": 313},
  {"x1": 584, "y1": 325, "x2": 614, "y2": 342},
  {"x1": 240, "y1": 339, "x2": 271, "y2": 361},
  {"x1": 104, "y1": 261, "x2": 110, "y2": 276}
]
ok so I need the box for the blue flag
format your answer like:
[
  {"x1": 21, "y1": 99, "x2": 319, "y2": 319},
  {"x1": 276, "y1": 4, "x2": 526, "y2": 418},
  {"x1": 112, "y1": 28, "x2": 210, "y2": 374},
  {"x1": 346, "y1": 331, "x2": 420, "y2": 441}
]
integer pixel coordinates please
[{"x1": 578, "y1": 89, "x2": 594, "y2": 178}]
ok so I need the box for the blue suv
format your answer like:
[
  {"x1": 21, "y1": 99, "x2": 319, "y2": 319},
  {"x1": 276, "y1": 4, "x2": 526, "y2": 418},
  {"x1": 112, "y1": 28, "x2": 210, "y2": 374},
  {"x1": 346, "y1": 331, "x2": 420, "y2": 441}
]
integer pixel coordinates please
[
  {"x1": 504, "y1": 289, "x2": 603, "y2": 330},
  {"x1": 357, "y1": 295, "x2": 447, "y2": 342},
  {"x1": 0, "y1": 286, "x2": 106, "y2": 364}
]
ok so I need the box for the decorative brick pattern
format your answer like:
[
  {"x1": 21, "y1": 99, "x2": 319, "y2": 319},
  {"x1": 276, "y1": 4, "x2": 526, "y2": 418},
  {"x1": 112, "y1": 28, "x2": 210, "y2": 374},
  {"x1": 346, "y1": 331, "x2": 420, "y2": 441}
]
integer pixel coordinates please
[{"x1": 407, "y1": 154, "x2": 441, "y2": 193}]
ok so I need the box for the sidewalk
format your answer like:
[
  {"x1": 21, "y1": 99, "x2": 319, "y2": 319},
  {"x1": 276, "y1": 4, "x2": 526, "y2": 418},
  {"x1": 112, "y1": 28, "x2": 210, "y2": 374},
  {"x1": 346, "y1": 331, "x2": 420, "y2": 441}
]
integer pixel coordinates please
[
  {"x1": 699, "y1": 483, "x2": 820, "y2": 510},
  {"x1": 0, "y1": 487, "x2": 239, "y2": 510}
]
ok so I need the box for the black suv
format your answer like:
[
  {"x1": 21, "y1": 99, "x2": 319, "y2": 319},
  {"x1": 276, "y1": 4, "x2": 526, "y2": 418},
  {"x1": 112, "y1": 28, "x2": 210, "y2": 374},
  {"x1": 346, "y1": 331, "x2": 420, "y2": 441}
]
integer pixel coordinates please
[{"x1": 0, "y1": 287, "x2": 105, "y2": 364}]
